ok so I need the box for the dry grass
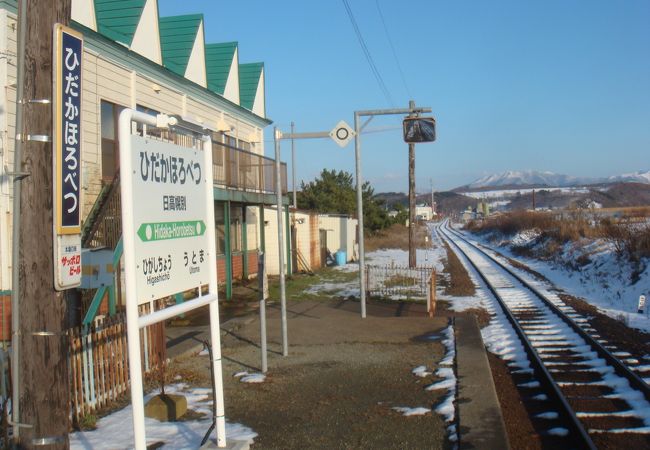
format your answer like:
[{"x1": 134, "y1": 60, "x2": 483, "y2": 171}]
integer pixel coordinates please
[
  {"x1": 365, "y1": 223, "x2": 430, "y2": 252},
  {"x1": 467, "y1": 210, "x2": 601, "y2": 242},
  {"x1": 469, "y1": 210, "x2": 650, "y2": 264}
]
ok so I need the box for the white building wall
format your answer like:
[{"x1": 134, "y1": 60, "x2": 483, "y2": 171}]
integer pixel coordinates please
[
  {"x1": 292, "y1": 211, "x2": 312, "y2": 271},
  {"x1": 262, "y1": 206, "x2": 289, "y2": 275},
  {"x1": 183, "y1": 21, "x2": 207, "y2": 88},
  {"x1": 318, "y1": 215, "x2": 357, "y2": 263},
  {"x1": 130, "y1": 0, "x2": 162, "y2": 65},
  {"x1": 71, "y1": 0, "x2": 97, "y2": 30}
]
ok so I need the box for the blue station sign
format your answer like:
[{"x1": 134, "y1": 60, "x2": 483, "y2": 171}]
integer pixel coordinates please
[
  {"x1": 53, "y1": 23, "x2": 83, "y2": 290},
  {"x1": 54, "y1": 23, "x2": 83, "y2": 234}
]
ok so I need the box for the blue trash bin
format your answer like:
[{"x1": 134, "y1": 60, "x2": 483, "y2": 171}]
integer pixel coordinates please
[{"x1": 335, "y1": 250, "x2": 347, "y2": 266}]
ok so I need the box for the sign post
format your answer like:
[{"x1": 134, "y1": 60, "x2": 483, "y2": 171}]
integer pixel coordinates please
[
  {"x1": 638, "y1": 295, "x2": 646, "y2": 314},
  {"x1": 53, "y1": 23, "x2": 83, "y2": 290},
  {"x1": 118, "y1": 110, "x2": 226, "y2": 449}
]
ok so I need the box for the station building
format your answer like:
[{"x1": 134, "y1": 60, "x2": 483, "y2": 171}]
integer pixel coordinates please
[{"x1": 0, "y1": 0, "x2": 293, "y2": 325}]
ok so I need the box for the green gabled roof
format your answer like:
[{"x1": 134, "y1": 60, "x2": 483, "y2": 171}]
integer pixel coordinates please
[
  {"x1": 239, "y1": 62, "x2": 263, "y2": 110},
  {"x1": 205, "y1": 42, "x2": 238, "y2": 94},
  {"x1": 95, "y1": 0, "x2": 146, "y2": 46},
  {"x1": 159, "y1": 14, "x2": 203, "y2": 77}
]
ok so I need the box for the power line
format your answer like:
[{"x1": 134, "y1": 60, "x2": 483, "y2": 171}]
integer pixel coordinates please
[
  {"x1": 341, "y1": 0, "x2": 394, "y2": 106},
  {"x1": 375, "y1": 0, "x2": 411, "y2": 99}
]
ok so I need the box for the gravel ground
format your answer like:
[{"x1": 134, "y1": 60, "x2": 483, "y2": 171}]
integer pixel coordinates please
[{"x1": 173, "y1": 300, "x2": 452, "y2": 449}]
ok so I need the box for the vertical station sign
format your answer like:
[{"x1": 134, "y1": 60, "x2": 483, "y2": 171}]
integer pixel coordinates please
[
  {"x1": 53, "y1": 24, "x2": 83, "y2": 290},
  {"x1": 128, "y1": 135, "x2": 210, "y2": 303}
]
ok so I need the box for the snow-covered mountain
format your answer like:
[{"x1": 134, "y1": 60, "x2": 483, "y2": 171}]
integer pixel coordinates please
[
  {"x1": 459, "y1": 169, "x2": 650, "y2": 191},
  {"x1": 607, "y1": 170, "x2": 650, "y2": 184},
  {"x1": 464, "y1": 170, "x2": 592, "y2": 189}
]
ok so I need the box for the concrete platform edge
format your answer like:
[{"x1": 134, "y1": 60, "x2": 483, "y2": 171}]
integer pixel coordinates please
[{"x1": 455, "y1": 315, "x2": 510, "y2": 450}]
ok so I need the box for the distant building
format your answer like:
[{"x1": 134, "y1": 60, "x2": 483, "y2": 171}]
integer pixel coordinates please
[{"x1": 415, "y1": 204, "x2": 434, "y2": 221}]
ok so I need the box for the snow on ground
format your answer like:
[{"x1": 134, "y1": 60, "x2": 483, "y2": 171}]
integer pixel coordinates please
[
  {"x1": 442, "y1": 223, "x2": 650, "y2": 430},
  {"x1": 304, "y1": 242, "x2": 447, "y2": 301},
  {"x1": 468, "y1": 229, "x2": 650, "y2": 333},
  {"x1": 425, "y1": 324, "x2": 459, "y2": 443},
  {"x1": 392, "y1": 406, "x2": 431, "y2": 416},
  {"x1": 434, "y1": 223, "x2": 532, "y2": 370},
  {"x1": 412, "y1": 365, "x2": 432, "y2": 377},
  {"x1": 70, "y1": 384, "x2": 256, "y2": 450},
  {"x1": 234, "y1": 371, "x2": 266, "y2": 384}
]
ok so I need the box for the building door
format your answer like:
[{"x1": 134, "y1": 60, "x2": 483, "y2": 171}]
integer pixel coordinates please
[{"x1": 319, "y1": 229, "x2": 328, "y2": 266}]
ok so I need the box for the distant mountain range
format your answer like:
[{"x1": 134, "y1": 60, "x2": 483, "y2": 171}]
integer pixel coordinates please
[{"x1": 456, "y1": 170, "x2": 650, "y2": 191}]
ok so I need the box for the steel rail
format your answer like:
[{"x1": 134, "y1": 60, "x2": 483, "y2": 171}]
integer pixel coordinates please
[
  {"x1": 443, "y1": 223, "x2": 650, "y2": 403},
  {"x1": 438, "y1": 223, "x2": 596, "y2": 450}
]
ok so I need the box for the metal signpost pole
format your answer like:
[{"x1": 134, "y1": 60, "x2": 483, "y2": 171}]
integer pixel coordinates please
[
  {"x1": 274, "y1": 128, "x2": 289, "y2": 356},
  {"x1": 258, "y1": 252, "x2": 268, "y2": 373},
  {"x1": 353, "y1": 103, "x2": 432, "y2": 316},
  {"x1": 291, "y1": 121, "x2": 297, "y2": 209},
  {"x1": 119, "y1": 109, "x2": 150, "y2": 450},
  {"x1": 354, "y1": 112, "x2": 367, "y2": 318},
  {"x1": 203, "y1": 135, "x2": 227, "y2": 447}
]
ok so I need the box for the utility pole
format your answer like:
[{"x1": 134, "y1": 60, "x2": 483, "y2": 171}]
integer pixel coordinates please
[
  {"x1": 16, "y1": 1, "x2": 71, "y2": 448},
  {"x1": 532, "y1": 189, "x2": 536, "y2": 211},
  {"x1": 430, "y1": 178, "x2": 435, "y2": 216},
  {"x1": 408, "y1": 100, "x2": 417, "y2": 268}
]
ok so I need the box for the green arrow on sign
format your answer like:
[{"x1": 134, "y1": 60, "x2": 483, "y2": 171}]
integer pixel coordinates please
[{"x1": 137, "y1": 220, "x2": 206, "y2": 242}]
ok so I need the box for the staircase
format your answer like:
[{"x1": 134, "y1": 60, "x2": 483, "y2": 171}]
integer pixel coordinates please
[
  {"x1": 82, "y1": 172, "x2": 122, "y2": 249},
  {"x1": 80, "y1": 174, "x2": 123, "y2": 325}
]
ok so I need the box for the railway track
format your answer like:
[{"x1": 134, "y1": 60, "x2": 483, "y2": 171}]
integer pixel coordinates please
[{"x1": 436, "y1": 221, "x2": 650, "y2": 449}]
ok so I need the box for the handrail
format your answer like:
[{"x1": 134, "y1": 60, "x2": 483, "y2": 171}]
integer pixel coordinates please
[
  {"x1": 82, "y1": 172, "x2": 122, "y2": 249},
  {"x1": 212, "y1": 140, "x2": 288, "y2": 194}
]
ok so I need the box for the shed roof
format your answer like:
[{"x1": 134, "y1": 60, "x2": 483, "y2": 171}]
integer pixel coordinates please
[
  {"x1": 239, "y1": 62, "x2": 263, "y2": 111},
  {"x1": 159, "y1": 14, "x2": 203, "y2": 77},
  {"x1": 94, "y1": 0, "x2": 146, "y2": 46},
  {"x1": 205, "y1": 42, "x2": 237, "y2": 95}
]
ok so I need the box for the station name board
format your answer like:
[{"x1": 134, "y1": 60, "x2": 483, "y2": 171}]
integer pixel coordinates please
[{"x1": 53, "y1": 23, "x2": 83, "y2": 290}]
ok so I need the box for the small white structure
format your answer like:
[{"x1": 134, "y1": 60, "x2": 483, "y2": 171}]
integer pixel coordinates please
[
  {"x1": 415, "y1": 204, "x2": 434, "y2": 221},
  {"x1": 263, "y1": 208, "x2": 357, "y2": 275},
  {"x1": 318, "y1": 213, "x2": 358, "y2": 262}
]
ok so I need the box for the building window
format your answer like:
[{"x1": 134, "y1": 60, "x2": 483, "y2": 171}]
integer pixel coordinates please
[
  {"x1": 230, "y1": 207, "x2": 242, "y2": 252},
  {"x1": 136, "y1": 104, "x2": 160, "y2": 137},
  {"x1": 215, "y1": 206, "x2": 225, "y2": 256},
  {"x1": 101, "y1": 100, "x2": 125, "y2": 182}
]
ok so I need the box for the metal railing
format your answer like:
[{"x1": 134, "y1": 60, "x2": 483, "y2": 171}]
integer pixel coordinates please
[
  {"x1": 213, "y1": 141, "x2": 287, "y2": 194},
  {"x1": 366, "y1": 264, "x2": 435, "y2": 300},
  {"x1": 83, "y1": 173, "x2": 122, "y2": 250}
]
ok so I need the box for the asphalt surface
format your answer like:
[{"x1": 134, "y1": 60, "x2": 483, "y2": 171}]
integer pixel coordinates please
[{"x1": 172, "y1": 299, "x2": 453, "y2": 449}]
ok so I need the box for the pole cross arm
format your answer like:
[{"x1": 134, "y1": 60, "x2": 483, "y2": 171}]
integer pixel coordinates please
[
  {"x1": 279, "y1": 131, "x2": 331, "y2": 140},
  {"x1": 356, "y1": 106, "x2": 431, "y2": 117}
]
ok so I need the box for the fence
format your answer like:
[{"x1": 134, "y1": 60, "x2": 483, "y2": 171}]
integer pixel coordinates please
[
  {"x1": 212, "y1": 140, "x2": 287, "y2": 194},
  {"x1": 366, "y1": 265, "x2": 436, "y2": 301},
  {"x1": 68, "y1": 314, "x2": 165, "y2": 422}
]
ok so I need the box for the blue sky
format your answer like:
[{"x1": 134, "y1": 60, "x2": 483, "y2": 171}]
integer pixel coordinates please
[{"x1": 158, "y1": 0, "x2": 650, "y2": 192}]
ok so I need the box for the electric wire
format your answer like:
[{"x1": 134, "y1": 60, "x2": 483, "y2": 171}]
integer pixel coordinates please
[
  {"x1": 341, "y1": 0, "x2": 394, "y2": 106},
  {"x1": 375, "y1": 0, "x2": 411, "y2": 99}
]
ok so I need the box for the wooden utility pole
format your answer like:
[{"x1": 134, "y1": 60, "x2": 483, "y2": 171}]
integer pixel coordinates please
[
  {"x1": 16, "y1": 1, "x2": 71, "y2": 448},
  {"x1": 408, "y1": 100, "x2": 417, "y2": 268}
]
